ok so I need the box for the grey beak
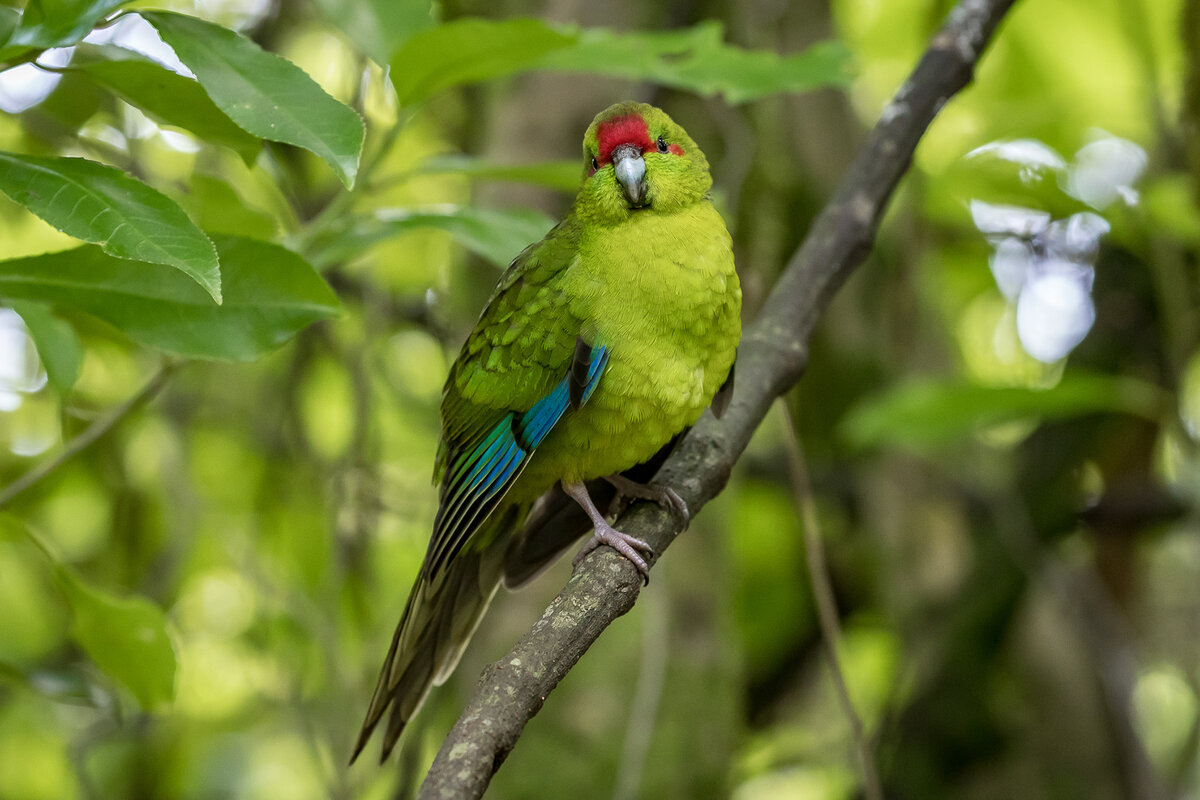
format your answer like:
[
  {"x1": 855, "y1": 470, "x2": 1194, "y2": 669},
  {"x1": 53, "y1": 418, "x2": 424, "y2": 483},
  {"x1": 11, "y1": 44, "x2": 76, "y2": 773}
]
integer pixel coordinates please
[{"x1": 611, "y1": 144, "x2": 647, "y2": 206}]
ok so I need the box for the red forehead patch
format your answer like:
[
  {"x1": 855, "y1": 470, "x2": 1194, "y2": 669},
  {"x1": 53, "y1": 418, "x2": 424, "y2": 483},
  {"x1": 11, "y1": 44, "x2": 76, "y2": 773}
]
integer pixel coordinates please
[{"x1": 596, "y1": 114, "x2": 652, "y2": 164}]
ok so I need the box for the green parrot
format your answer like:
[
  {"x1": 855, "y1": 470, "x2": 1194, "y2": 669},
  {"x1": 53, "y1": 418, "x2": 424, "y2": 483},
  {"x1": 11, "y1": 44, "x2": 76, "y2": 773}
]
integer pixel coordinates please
[{"x1": 352, "y1": 101, "x2": 741, "y2": 763}]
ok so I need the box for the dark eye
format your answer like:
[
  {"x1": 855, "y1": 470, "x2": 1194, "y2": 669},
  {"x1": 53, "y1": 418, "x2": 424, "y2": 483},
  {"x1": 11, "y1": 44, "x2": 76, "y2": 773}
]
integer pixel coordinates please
[
  {"x1": 591, "y1": 156, "x2": 598, "y2": 171},
  {"x1": 656, "y1": 136, "x2": 669, "y2": 153}
]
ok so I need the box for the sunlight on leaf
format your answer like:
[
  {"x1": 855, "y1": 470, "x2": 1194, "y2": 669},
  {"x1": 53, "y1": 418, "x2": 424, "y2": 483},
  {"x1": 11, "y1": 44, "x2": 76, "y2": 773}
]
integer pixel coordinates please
[
  {"x1": 0, "y1": 236, "x2": 339, "y2": 361},
  {"x1": 72, "y1": 44, "x2": 262, "y2": 164},
  {"x1": 8, "y1": 302, "x2": 80, "y2": 396},
  {"x1": 0, "y1": 152, "x2": 221, "y2": 302},
  {"x1": 4, "y1": 0, "x2": 127, "y2": 52},
  {"x1": 143, "y1": 11, "x2": 364, "y2": 188}
]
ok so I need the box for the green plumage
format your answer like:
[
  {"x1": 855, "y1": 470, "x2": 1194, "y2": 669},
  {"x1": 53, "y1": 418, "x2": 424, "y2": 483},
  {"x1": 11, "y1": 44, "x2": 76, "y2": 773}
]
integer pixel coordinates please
[{"x1": 354, "y1": 102, "x2": 741, "y2": 763}]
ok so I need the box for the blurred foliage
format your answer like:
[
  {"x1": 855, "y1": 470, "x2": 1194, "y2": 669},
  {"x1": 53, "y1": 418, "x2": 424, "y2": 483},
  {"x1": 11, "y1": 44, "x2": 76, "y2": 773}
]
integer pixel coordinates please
[{"x1": 0, "y1": 0, "x2": 1197, "y2": 798}]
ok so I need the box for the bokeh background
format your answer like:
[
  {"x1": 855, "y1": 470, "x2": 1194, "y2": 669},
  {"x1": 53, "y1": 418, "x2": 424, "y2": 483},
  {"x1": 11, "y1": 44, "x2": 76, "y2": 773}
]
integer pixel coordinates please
[{"x1": 1, "y1": 0, "x2": 1197, "y2": 798}]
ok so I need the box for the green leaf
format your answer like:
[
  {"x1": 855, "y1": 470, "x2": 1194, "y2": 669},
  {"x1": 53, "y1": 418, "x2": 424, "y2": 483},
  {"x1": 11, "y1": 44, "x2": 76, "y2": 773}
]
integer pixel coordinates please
[
  {"x1": 389, "y1": 18, "x2": 576, "y2": 106},
  {"x1": 840, "y1": 373, "x2": 1166, "y2": 452},
  {"x1": 387, "y1": 18, "x2": 849, "y2": 107},
  {"x1": 0, "y1": 152, "x2": 222, "y2": 303},
  {"x1": 311, "y1": 0, "x2": 433, "y2": 65},
  {"x1": 143, "y1": 11, "x2": 364, "y2": 188},
  {"x1": 309, "y1": 205, "x2": 555, "y2": 269},
  {"x1": 0, "y1": 517, "x2": 175, "y2": 710},
  {"x1": 55, "y1": 566, "x2": 175, "y2": 710},
  {"x1": 414, "y1": 206, "x2": 554, "y2": 267},
  {"x1": 419, "y1": 155, "x2": 581, "y2": 192},
  {"x1": 182, "y1": 173, "x2": 277, "y2": 239},
  {"x1": 0, "y1": 7, "x2": 19, "y2": 48},
  {"x1": 536, "y1": 22, "x2": 853, "y2": 103},
  {"x1": 72, "y1": 44, "x2": 262, "y2": 164},
  {"x1": 4, "y1": 0, "x2": 127, "y2": 52},
  {"x1": 33, "y1": 68, "x2": 106, "y2": 132},
  {"x1": 9, "y1": 301, "x2": 81, "y2": 395},
  {"x1": 0, "y1": 236, "x2": 340, "y2": 361}
]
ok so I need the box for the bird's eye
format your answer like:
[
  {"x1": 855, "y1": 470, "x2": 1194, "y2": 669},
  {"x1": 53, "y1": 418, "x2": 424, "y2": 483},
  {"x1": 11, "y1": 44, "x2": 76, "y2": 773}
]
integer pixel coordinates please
[
  {"x1": 591, "y1": 156, "x2": 598, "y2": 171},
  {"x1": 656, "y1": 136, "x2": 669, "y2": 153}
]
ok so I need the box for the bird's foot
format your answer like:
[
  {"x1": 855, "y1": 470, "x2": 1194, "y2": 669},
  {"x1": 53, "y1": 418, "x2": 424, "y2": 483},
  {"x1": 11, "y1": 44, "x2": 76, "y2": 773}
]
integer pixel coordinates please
[
  {"x1": 571, "y1": 519, "x2": 654, "y2": 579},
  {"x1": 562, "y1": 481, "x2": 654, "y2": 583},
  {"x1": 604, "y1": 473, "x2": 689, "y2": 529}
]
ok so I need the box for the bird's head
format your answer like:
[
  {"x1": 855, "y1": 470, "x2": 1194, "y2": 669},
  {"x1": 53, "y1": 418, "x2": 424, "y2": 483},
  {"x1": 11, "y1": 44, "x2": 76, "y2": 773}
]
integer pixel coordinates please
[{"x1": 575, "y1": 102, "x2": 712, "y2": 223}]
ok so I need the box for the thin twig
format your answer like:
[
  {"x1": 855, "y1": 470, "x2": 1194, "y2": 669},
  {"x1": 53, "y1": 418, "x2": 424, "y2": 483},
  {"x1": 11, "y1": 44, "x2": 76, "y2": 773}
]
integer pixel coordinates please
[
  {"x1": 780, "y1": 400, "x2": 884, "y2": 800},
  {"x1": 612, "y1": 563, "x2": 670, "y2": 800},
  {"x1": 0, "y1": 362, "x2": 176, "y2": 508}
]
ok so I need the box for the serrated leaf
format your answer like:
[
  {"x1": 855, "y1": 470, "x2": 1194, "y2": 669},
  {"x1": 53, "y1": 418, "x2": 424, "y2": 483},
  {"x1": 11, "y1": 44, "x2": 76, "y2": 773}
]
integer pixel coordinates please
[
  {"x1": 419, "y1": 156, "x2": 581, "y2": 192},
  {"x1": 10, "y1": 301, "x2": 81, "y2": 395},
  {"x1": 0, "y1": 152, "x2": 222, "y2": 303},
  {"x1": 311, "y1": 0, "x2": 433, "y2": 65},
  {"x1": 143, "y1": 11, "x2": 364, "y2": 188},
  {"x1": 840, "y1": 374, "x2": 1165, "y2": 452},
  {"x1": 72, "y1": 44, "x2": 262, "y2": 164},
  {"x1": 308, "y1": 205, "x2": 555, "y2": 269},
  {"x1": 55, "y1": 566, "x2": 175, "y2": 710},
  {"x1": 0, "y1": 236, "x2": 340, "y2": 361},
  {"x1": 536, "y1": 22, "x2": 853, "y2": 103},
  {"x1": 389, "y1": 18, "x2": 576, "y2": 106},
  {"x1": 5, "y1": 0, "x2": 127, "y2": 51}
]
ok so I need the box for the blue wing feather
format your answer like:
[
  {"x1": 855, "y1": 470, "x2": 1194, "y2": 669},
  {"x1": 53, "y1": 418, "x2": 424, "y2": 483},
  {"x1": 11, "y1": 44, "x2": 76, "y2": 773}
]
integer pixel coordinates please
[{"x1": 425, "y1": 344, "x2": 609, "y2": 578}]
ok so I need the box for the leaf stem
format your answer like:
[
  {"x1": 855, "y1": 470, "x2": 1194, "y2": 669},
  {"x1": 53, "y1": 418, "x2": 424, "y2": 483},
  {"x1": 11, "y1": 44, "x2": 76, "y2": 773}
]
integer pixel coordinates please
[
  {"x1": 780, "y1": 399, "x2": 885, "y2": 800},
  {"x1": 612, "y1": 563, "x2": 669, "y2": 800},
  {"x1": 296, "y1": 106, "x2": 414, "y2": 251}
]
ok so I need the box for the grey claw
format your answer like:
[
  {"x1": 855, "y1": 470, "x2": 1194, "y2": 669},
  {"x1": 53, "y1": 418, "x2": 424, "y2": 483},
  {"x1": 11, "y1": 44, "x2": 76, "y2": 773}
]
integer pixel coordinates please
[
  {"x1": 572, "y1": 521, "x2": 653, "y2": 582},
  {"x1": 605, "y1": 475, "x2": 690, "y2": 530},
  {"x1": 660, "y1": 486, "x2": 689, "y2": 529}
]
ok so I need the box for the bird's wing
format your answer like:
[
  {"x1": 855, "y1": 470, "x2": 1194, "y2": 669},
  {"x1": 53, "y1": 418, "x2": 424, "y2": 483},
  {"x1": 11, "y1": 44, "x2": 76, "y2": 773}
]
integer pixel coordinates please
[
  {"x1": 425, "y1": 218, "x2": 605, "y2": 579},
  {"x1": 352, "y1": 221, "x2": 608, "y2": 763}
]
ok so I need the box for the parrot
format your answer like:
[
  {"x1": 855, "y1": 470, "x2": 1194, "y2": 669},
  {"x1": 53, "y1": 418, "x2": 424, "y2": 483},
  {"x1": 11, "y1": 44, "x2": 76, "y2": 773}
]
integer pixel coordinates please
[{"x1": 351, "y1": 101, "x2": 741, "y2": 764}]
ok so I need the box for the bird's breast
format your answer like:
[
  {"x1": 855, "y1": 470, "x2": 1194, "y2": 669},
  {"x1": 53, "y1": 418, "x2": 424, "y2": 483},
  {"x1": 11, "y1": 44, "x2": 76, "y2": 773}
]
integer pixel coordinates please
[{"x1": 514, "y1": 202, "x2": 741, "y2": 489}]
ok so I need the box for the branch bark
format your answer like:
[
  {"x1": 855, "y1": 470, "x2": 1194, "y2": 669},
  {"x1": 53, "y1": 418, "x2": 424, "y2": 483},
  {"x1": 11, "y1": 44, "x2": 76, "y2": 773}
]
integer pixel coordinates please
[{"x1": 419, "y1": 1, "x2": 1019, "y2": 795}]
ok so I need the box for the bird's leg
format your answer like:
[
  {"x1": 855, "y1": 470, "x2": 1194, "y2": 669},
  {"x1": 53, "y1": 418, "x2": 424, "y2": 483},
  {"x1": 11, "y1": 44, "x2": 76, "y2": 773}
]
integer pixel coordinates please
[
  {"x1": 564, "y1": 481, "x2": 654, "y2": 581},
  {"x1": 604, "y1": 473, "x2": 690, "y2": 529}
]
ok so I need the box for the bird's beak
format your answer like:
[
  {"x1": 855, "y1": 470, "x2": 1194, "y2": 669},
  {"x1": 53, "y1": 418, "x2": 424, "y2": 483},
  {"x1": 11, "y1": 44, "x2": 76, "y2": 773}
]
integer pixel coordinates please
[{"x1": 611, "y1": 144, "x2": 647, "y2": 207}]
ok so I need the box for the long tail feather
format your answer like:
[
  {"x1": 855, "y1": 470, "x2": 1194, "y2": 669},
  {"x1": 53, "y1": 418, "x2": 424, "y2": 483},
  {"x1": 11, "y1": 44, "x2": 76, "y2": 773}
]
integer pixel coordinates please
[{"x1": 351, "y1": 505, "x2": 522, "y2": 764}]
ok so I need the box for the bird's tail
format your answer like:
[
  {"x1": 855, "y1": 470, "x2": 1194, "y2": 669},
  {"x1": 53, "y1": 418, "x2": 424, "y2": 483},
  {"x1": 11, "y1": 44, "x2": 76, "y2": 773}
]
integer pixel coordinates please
[
  {"x1": 352, "y1": 459, "x2": 684, "y2": 763},
  {"x1": 351, "y1": 503, "x2": 526, "y2": 764}
]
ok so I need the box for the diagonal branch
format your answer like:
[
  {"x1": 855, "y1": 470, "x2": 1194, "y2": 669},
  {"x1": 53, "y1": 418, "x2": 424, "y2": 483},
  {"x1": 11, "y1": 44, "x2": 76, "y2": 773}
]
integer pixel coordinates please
[{"x1": 418, "y1": 0, "x2": 1020, "y2": 796}]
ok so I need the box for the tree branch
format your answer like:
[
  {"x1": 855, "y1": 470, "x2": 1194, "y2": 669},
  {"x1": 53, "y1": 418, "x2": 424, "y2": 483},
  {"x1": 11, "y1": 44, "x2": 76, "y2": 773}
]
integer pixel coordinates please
[{"x1": 418, "y1": 1, "x2": 1019, "y2": 795}]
